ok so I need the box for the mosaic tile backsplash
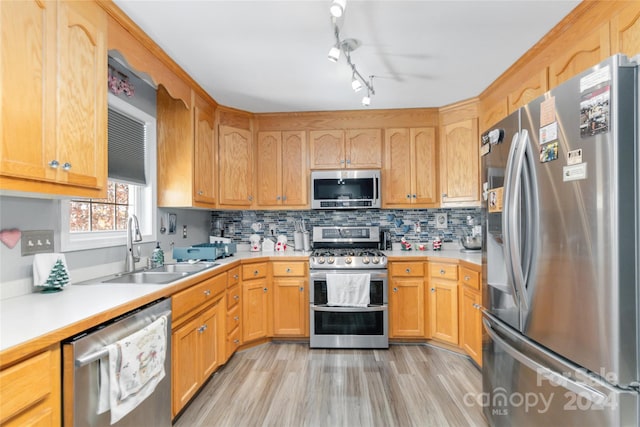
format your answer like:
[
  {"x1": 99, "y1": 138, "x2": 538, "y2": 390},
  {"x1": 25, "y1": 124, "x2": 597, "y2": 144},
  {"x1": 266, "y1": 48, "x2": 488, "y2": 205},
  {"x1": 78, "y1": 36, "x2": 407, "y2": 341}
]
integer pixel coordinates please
[{"x1": 211, "y1": 208, "x2": 481, "y2": 246}]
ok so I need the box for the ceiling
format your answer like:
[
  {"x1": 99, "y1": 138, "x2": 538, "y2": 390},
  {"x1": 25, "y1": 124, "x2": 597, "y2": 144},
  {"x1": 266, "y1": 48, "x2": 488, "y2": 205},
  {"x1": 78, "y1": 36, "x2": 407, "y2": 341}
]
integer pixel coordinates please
[{"x1": 112, "y1": 0, "x2": 581, "y2": 113}]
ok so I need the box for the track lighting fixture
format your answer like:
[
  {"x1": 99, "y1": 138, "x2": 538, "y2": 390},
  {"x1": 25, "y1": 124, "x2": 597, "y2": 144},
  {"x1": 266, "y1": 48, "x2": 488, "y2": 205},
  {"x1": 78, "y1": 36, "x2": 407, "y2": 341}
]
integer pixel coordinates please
[
  {"x1": 326, "y1": 1, "x2": 377, "y2": 106},
  {"x1": 330, "y1": 0, "x2": 346, "y2": 18}
]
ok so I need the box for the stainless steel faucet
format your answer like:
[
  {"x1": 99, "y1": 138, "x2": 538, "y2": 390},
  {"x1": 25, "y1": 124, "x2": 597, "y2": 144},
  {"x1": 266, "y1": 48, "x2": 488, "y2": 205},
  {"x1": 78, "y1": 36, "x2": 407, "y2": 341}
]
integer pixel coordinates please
[{"x1": 125, "y1": 214, "x2": 143, "y2": 272}]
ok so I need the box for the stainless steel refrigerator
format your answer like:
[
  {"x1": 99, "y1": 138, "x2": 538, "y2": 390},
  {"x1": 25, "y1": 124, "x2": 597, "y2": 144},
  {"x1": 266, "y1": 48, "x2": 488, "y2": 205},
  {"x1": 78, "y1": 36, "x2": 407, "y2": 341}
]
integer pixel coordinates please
[{"x1": 481, "y1": 54, "x2": 639, "y2": 426}]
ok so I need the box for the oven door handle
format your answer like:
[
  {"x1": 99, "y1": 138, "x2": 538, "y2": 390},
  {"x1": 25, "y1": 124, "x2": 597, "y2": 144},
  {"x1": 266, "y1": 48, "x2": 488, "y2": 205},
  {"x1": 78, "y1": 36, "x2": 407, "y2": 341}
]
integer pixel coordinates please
[{"x1": 311, "y1": 304, "x2": 387, "y2": 312}]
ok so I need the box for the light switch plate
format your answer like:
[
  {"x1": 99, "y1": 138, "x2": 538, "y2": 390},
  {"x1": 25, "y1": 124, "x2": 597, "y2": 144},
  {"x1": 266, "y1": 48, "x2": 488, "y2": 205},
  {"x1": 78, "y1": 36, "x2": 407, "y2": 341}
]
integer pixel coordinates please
[
  {"x1": 434, "y1": 213, "x2": 448, "y2": 229},
  {"x1": 21, "y1": 230, "x2": 55, "y2": 256}
]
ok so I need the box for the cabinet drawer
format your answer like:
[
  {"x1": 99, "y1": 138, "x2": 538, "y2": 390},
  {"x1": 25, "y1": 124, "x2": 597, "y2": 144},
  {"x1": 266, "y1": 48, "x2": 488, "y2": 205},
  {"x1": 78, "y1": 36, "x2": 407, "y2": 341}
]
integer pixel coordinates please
[
  {"x1": 226, "y1": 304, "x2": 241, "y2": 334},
  {"x1": 272, "y1": 261, "x2": 306, "y2": 277},
  {"x1": 0, "y1": 350, "x2": 52, "y2": 423},
  {"x1": 242, "y1": 262, "x2": 267, "y2": 280},
  {"x1": 227, "y1": 327, "x2": 241, "y2": 353},
  {"x1": 430, "y1": 262, "x2": 458, "y2": 280},
  {"x1": 227, "y1": 266, "x2": 240, "y2": 288},
  {"x1": 460, "y1": 266, "x2": 480, "y2": 290},
  {"x1": 173, "y1": 273, "x2": 227, "y2": 321},
  {"x1": 390, "y1": 262, "x2": 424, "y2": 277},
  {"x1": 227, "y1": 283, "x2": 241, "y2": 310}
]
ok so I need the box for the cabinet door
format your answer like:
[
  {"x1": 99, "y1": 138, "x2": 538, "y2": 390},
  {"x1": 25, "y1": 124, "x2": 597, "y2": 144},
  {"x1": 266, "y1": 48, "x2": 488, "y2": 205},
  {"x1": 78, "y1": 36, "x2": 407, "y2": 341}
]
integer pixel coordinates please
[
  {"x1": 429, "y1": 280, "x2": 459, "y2": 345},
  {"x1": 242, "y1": 278, "x2": 269, "y2": 342},
  {"x1": 56, "y1": 0, "x2": 107, "y2": 190},
  {"x1": 0, "y1": 0, "x2": 56, "y2": 183},
  {"x1": 459, "y1": 286, "x2": 482, "y2": 366},
  {"x1": 193, "y1": 95, "x2": 216, "y2": 206},
  {"x1": 281, "y1": 130, "x2": 307, "y2": 207},
  {"x1": 200, "y1": 301, "x2": 223, "y2": 380},
  {"x1": 309, "y1": 130, "x2": 344, "y2": 169},
  {"x1": 218, "y1": 125, "x2": 252, "y2": 206},
  {"x1": 440, "y1": 118, "x2": 479, "y2": 205},
  {"x1": 172, "y1": 316, "x2": 201, "y2": 416},
  {"x1": 347, "y1": 129, "x2": 382, "y2": 169},
  {"x1": 412, "y1": 127, "x2": 438, "y2": 206},
  {"x1": 508, "y1": 68, "x2": 548, "y2": 114},
  {"x1": 611, "y1": 2, "x2": 640, "y2": 58},
  {"x1": 256, "y1": 131, "x2": 281, "y2": 206},
  {"x1": 383, "y1": 128, "x2": 412, "y2": 206},
  {"x1": 390, "y1": 278, "x2": 425, "y2": 338},
  {"x1": 272, "y1": 278, "x2": 307, "y2": 336}
]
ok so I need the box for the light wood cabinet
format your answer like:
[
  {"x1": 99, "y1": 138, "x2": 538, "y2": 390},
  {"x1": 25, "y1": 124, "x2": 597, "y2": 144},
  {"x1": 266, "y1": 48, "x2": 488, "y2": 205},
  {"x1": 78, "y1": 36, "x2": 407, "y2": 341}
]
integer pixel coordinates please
[
  {"x1": 389, "y1": 262, "x2": 425, "y2": 338},
  {"x1": 242, "y1": 262, "x2": 270, "y2": 342},
  {"x1": 0, "y1": 0, "x2": 107, "y2": 198},
  {"x1": 383, "y1": 127, "x2": 438, "y2": 207},
  {"x1": 507, "y1": 68, "x2": 548, "y2": 114},
  {"x1": 158, "y1": 88, "x2": 217, "y2": 208},
  {"x1": 459, "y1": 265, "x2": 482, "y2": 367},
  {"x1": 272, "y1": 261, "x2": 308, "y2": 337},
  {"x1": 439, "y1": 100, "x2": 480, "y2": 207},
  {"x1": 309, "y1": 129, "x2": 382, "y2": 169},
  {"x1": 610, "y1": 2, "x2": 640, "y2": 58},
  {"x1": 256, "y1": 131, "x2": 308, "y2": 208},
  {"x1": 218, "y1": 125, "x2": 253, "y2": 207},
  {"x1": 171, "y1": 273, "x2": 226, "y2": 416},
  {"x1": 0, "y1": 345, "x2": 60, "y2": 427},
  {"x1": 428, "y1": 262, "x2": 459, "y2": 345}
]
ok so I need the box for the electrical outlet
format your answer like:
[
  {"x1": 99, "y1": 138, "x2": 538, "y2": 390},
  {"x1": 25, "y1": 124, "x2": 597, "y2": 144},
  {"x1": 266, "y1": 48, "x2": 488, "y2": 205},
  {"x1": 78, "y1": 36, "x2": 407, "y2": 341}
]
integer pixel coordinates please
[
  {"x1": 269, "y1": 224, "x2": 277, "y2": 236},
  {"x1": 182, "y1": 225, "x2": 187, "y2": 238},
  {"x1": 228, "y1": 224, "x2": 235, "y2": 235},
  {"x1": 21, "y1": 230, "x2": 55, "y2": 256}
]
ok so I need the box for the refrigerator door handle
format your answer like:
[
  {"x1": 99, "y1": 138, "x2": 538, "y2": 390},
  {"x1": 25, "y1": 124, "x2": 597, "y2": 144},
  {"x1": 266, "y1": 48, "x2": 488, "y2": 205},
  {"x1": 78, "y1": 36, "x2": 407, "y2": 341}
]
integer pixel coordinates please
[
  {"x1": 482, "y1": 316, "x2": 608, "y2": 404},
  {"x1": 507, "y1": 129, "x2": 530, "y2": 310},
  {"x1": 502, "y1": 131, "x2": 522, "y2": 305}
]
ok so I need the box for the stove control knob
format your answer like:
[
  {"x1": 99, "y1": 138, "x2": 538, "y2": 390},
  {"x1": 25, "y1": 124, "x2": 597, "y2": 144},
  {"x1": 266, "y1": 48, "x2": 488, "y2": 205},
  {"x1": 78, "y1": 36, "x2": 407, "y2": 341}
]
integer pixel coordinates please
[
  {"x1": 328, "y1": 256, "x2": 335, "y2": 264},
  {"x1": 318, "y1": 257, "x2": 325, "y2": 264},
  {"x1": 372, "y1": 256, "x2": 380, "y2": 264},
  {"x1": 345, "y1": 256, "x2": 353, "y2": 264},
  {"x1": 362, "y1": 256, "x2": 370, "y2": 264}
]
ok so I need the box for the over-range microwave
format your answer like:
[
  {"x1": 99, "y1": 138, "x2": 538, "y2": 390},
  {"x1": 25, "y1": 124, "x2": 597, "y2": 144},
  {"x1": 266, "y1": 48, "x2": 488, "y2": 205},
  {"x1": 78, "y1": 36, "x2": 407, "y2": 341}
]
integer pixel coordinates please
[{"x1": 311, "y1": 169, "x2": 381, "y2": 209}]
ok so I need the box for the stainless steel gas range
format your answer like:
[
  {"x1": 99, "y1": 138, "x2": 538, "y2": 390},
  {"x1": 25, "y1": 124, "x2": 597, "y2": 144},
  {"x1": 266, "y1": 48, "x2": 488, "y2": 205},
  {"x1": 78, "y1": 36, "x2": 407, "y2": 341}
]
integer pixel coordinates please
[{"x1": 309, "y1": 226, "x2": 389, "y2": 349}]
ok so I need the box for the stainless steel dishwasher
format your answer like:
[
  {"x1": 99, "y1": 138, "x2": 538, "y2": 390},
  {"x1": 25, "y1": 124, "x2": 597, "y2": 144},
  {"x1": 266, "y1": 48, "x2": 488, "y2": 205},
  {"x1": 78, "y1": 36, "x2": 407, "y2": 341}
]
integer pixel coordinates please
[{"x1": 62, "y1": 298, "x2": 172, "y2": 427}]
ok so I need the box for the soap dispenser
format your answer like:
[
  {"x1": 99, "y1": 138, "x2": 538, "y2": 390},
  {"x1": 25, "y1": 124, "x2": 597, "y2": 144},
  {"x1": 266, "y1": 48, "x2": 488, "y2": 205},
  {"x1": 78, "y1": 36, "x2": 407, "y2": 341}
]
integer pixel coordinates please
[{"x1": 151, "y1": 242, "x2": 164, "y2": 267}]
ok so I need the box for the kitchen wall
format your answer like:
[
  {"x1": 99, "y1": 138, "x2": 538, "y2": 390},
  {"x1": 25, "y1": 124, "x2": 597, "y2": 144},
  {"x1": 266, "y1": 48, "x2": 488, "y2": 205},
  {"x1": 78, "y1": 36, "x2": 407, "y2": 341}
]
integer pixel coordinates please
[{"x1": 211, "y1": 208, "x2": 481, "y2": 247}]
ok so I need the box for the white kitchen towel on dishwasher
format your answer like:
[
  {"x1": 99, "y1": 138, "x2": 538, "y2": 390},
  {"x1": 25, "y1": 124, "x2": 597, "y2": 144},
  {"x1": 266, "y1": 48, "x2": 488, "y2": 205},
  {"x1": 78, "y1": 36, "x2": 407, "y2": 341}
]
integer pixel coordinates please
[
  {"x1": 326, "y1": 273, "x2": 370, "y2": 307},
  {"x1": 104, "y1": 315, "x2": 167, "y2": 424}
]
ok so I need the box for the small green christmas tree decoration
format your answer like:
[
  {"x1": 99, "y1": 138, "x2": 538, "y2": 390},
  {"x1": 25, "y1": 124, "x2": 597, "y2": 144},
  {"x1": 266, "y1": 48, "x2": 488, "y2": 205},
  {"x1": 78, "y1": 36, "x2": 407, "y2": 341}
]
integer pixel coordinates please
[{"x1": 42, "y1": 258, "x2": 69, "y2": 293}]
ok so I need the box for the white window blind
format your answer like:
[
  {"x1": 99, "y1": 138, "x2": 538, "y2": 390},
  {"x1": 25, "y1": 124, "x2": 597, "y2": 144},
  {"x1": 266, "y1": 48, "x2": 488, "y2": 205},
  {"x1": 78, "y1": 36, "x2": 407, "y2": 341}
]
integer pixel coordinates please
[{"x1": 108, "y1": 107, "x2": 147, "y2": 185}]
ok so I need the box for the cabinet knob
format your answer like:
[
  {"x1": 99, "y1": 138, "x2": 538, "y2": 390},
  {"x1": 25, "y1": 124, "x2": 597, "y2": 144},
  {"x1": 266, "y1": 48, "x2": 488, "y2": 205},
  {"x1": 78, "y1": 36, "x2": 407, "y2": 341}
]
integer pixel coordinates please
[
  {"x1": 248, "y1": 195, "x2": 253, "y2": 201},
  {"x1": 234, "y1": 316, "x2": 239, "y2": 321},
  {"x1": 233, "y1": 339, "x2": 240, "y2": 344},
  {"x1": 412, "y1": 194, "x2": 416, "y2": 198},
  {"x1": 440, "y1": 269, "x2": 446, "y2": 275},
  {"x1": 442, "y1": 193, "x2": 448, "y2": 198},
  {"x1": 234, "y1": 274, "x2": 239, "y2": 280},
  {"x1": 263, "y1": 287, "x2": 268, "y2": 293},
  {"x1": 393, "y1": 287, "x2": 398, "y2": 293},
  {"x1": 198, "y1": 190, "x2": 204, "y2": 195},
  {"x1": 62, "y1": 162, "x2": 72, "y2": 171},
  {"x1": 340, "y1": 159, "x2": 345, "y2": 164},
  {"x1": 254, "y1": 270, "x2": 259, "y2": 276},
  {"x1": 431, "y1": 288, "x2": 435, "y2": 293},
  {"x1": 406, "y1": 194, "x2": 411, "y2": 199},
  {"x1": 405, "y1": 268, "x2": 411, "y2": 273},
  {"x1": 464, "y1": 275, "x2": 470, "y2": 281},
  {"x1": 286, "y1": 268, "x2": 291, "y2": 273},
  {"x1": 233, "y1": 295, "x2": 239, "y2": 301},
  {"x1": 299, "y1": 287, "x2": 304, "y2": 292},
  {"x1": 204, "y1": 289, "x2": 211, "y2": 296},
  {"x1": 48, "y1": 160, "x2": 59, "y2": 169},
  {"x1": 276, "y1": 196, "x2": 281, "y2": 200},
  {"x1": 346, "y1": 159, "x2": 351, "y2": 164},
  {"x1": 283, "y1": 195, "x2": 287, "y2": 201}
]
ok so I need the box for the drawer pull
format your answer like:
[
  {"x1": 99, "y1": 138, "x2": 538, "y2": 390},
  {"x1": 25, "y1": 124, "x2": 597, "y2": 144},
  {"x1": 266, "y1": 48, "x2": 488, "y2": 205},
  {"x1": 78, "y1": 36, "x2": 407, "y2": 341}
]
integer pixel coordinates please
[
  {"x1": 393, "y1": 287, "x2": 398, "y2": 293},
  {"x1": 405, "y1": 268, "x2": 411, "y2": 273},
  {"x1": 286, "y1": 268, "x2": 291, "y2": 273},
  {"x1": 440, "y1": 269, "x2": 446, "y2": 275},
  {"x1": 233, "y1": 339, "x2": 240, "y2": 344},
  {"x1": 204, "y1": 289, "x2": 211, "y2": 296},
  {"x1": 234, "y1": 316, "x2": 239, "y2": 321},
  {"x1": 431, "y1": 288, "x2": 435, "y2": 293},
  {"x1": 62, "y1": 162, "x2": 72, "y2": 171},
  {"x1": 263, "y1": 287, "x2": 268, "y2": 293},
  {"x1": 234, "y1": 274, "x2": 239, "y2": 280},
  {"x1": 465, "y1": 275, "x2": 470, "y2": 281},
  {"x1": 254, "y1": 270, "x2": 259, "y2": 276},
  {"x1": 48, "y1": 159, "x2": 59, "y2": 169},
  {"x1": 233, "y1": 295, "x2": 240, "y2": 301},
  {"x1": 299, "y1": 287, "x2": 304, "y2": 292}
]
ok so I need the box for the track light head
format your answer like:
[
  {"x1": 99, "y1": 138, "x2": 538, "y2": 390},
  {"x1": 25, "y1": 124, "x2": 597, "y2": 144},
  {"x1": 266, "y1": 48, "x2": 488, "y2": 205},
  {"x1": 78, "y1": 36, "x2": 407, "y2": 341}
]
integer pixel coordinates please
[
  {"x1": 362, "y1": 93, "x2": 371, "y2": 107},
  {"x1": 351, "y1": 75, "x2": 362, "y2": 92},
  {"x1": 330, "y1": 0, "x2": 346, "y2": 18},
  {"x1": 328, "y1": 46, "x2": 340, "y2": 63}
]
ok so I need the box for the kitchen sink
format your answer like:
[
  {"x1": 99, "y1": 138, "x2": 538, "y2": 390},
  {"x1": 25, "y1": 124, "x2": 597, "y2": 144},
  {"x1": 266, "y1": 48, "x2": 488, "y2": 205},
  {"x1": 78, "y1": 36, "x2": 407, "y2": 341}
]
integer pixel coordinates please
[
  {"x1": 146, "y1": 262, "x2": 219, "y2": 274},
  {"x1": 101, "y1": 271, "x2": 190, "y2": 285}
]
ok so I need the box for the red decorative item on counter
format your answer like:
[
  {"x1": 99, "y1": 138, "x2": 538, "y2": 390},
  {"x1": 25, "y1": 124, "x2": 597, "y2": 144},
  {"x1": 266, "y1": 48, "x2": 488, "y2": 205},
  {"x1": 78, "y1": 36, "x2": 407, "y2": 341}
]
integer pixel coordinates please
[{"x1": 433, "y1": 238, "x2": 442, "y2": 251}]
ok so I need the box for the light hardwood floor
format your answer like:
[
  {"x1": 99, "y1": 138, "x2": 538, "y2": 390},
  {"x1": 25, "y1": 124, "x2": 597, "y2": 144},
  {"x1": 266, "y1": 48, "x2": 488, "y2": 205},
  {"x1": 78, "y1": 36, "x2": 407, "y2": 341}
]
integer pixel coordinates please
[{"x1": 174, "y1": 343, "x2": 488, "y2": 427}]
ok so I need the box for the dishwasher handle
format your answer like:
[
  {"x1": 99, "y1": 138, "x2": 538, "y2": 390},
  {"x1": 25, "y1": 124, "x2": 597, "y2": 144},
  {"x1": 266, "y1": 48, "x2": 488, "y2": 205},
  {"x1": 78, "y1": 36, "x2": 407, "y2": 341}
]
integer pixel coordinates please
[{"x1": 74, "y1": 309, "x2": 171, "y2": 367}]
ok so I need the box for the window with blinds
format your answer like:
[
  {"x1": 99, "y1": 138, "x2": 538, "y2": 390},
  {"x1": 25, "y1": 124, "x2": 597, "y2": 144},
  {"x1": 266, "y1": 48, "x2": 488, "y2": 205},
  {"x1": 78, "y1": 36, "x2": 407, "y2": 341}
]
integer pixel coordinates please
[{"x1": 108, "y1": 107, "x2": 147, "y2": 185}]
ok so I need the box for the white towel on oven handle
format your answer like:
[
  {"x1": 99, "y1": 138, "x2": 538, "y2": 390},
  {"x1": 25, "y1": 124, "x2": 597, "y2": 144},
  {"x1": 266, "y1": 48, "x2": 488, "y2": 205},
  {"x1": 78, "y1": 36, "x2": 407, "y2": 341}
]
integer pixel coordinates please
[{"x1": 326, "y1": 273, "x2": 370, "y2": 308}]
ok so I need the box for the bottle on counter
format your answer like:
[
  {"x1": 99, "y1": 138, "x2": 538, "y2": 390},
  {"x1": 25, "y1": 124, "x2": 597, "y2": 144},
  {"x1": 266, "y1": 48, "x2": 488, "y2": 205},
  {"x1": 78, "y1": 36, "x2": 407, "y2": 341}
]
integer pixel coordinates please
[{"x1": 151, "y1": 242, "x2": 164, "y2": 267}]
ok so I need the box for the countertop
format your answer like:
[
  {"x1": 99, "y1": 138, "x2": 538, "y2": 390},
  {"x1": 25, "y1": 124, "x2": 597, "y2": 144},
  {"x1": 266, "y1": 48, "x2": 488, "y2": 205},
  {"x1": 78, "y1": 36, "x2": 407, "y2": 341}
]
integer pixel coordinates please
[{"x1": 0, "y1": 248, "x2": 480, "y2": 359}]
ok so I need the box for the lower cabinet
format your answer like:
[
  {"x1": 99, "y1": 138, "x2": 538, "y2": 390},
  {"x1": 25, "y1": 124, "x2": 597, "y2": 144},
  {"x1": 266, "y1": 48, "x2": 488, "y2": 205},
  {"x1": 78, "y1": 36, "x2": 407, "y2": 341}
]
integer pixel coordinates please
[
  {"x1": 458, "y1": 265, "x2": 483, "y2": 366},
  {"x1": 272, "y1": 261, "x2": 308, "y2": 337},
  {"x1": 171, "y1": 273, "x2": 226, "y2": 417},
  {"x1": 389, "y1": 261, "x2": 426, "y2": 338},
  {"x1": 225, "y1": 266, "x2": 242, "y2": 360},
  {"x1": 428, "y1": 262, "x2": 459, "y2": 345},
  {"x1": 0, "y1": 345, "x2": 60, "y2": 426},
  {"x1": 242, "y1": 262, "x2": 270, "y2": 342}
]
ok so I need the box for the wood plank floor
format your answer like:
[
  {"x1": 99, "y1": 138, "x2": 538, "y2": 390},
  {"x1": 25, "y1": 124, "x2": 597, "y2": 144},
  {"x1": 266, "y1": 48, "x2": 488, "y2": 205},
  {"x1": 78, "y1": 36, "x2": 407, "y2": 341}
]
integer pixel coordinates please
[{"x1": 174, "y1": 343, "x2": 488, "y2": 427}]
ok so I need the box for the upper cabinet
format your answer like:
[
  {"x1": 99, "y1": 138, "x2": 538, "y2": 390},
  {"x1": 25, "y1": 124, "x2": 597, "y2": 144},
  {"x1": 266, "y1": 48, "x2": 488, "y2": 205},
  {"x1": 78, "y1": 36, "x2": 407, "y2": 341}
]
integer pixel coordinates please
[
  {"x1": 610, "y1": 2, "x2": 640, "y2": 58},
  {"x1": 439, "y1": 99, "x2": 480, "y2": 207},
  {"x1": 218, "y1": 124, "x2": 253, "y2": 207},
  {"x1": 309, "y1": 129, "x2": 382, "y2": 169},
  {"x1": 256, "y1": 131, "x2": 308, "y2": 209},
  {"x1": 157, "y1": 87, "x2": 217, "y2": 208},
  {"x1": 0, "y1": 0, "x2": 107, "y2": 198},
  {"x1": 507, "y1": 69, "x2": 548, "y2": 114},
  {"x1": 383, "y1": 127, "x2": 438, "y2": 208}
]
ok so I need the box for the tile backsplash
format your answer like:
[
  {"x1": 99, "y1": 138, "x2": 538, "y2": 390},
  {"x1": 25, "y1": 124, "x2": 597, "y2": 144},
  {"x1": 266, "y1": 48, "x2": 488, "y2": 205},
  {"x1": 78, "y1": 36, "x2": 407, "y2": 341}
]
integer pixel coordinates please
[{"x1": 211, "y1": 208, "x2": 481, "y2": 246}]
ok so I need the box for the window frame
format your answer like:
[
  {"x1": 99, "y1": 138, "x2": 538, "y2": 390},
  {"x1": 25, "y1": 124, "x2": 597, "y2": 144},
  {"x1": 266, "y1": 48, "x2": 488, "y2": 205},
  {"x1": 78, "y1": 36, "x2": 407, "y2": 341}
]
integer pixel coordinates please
[{"x1": 59, "y1": 94, "x2": 157, "y2": 252}]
